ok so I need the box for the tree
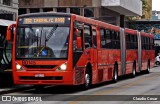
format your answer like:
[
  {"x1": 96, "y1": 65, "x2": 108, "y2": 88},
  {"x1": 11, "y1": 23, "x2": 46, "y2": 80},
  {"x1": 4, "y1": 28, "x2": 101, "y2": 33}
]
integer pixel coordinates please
[
  {"x1": 126, "y1": 0, "x2": 152, "y2": 21},
  {"x1": 126, "y1": 0, "x2": 152, "y2": 29}
]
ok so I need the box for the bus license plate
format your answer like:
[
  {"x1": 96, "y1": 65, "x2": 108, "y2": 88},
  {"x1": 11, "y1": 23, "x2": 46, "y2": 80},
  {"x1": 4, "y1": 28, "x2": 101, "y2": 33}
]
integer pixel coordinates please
[{"x1": 35, "y1": 74, "x2": 44, "y2": 77}]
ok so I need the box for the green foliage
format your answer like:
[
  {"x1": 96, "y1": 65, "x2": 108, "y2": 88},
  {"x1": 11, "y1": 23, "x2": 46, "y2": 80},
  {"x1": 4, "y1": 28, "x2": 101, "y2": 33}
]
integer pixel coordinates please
[
  {"x1": 126, "y1": 0, "x2": 152, "y2": 29},
  {"x1": 126, "y1": 0, "x2": 151, "y2": 21}
]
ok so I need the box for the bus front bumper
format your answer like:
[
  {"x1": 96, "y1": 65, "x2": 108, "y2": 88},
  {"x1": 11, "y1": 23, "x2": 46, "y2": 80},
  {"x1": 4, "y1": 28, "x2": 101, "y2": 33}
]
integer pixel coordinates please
[{"x1": 13, "y1": 71, "x2": 74, "y2": 85}]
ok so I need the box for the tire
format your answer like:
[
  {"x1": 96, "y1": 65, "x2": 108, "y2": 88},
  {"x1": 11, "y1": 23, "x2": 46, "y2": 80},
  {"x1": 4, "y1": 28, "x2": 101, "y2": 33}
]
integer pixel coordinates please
[
  {"x1": 132, "y1": 63, "x2": 136, "y2": 78},
  {"x1": 146, "y1": 62, "x2": 150, "y2": 74},
  {"x1": 113, "y1": 65, "x2": 118, "y2": 83},
  {"x1": 82, "y1": 68, "x2": 92, "y2": 90},
  {"x1": 156, "y1": 61, "x2": 160, "y2": 65}
]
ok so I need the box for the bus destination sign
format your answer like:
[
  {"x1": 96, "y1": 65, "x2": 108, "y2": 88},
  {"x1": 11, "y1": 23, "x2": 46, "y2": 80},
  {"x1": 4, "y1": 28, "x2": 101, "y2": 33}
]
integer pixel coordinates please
[{"x1": 19, "y1": 17, "x2": 69, "y2": 25}]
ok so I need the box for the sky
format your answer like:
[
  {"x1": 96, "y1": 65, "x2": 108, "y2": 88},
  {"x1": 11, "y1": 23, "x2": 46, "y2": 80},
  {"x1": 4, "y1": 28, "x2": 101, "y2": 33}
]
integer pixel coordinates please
[{"x1": 152, "y1": 0, "x2": 160, "y2": 11}]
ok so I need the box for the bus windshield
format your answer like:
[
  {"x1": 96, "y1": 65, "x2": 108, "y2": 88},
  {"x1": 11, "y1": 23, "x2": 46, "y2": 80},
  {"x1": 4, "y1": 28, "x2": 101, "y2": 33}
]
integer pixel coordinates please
[{"x1": 16, "y1": 25, "x2": 70, "y2": 59}]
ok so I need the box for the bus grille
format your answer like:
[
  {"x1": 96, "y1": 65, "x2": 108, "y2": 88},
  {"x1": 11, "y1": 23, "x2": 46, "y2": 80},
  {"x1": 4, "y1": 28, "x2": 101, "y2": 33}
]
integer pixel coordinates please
[
  {"x1": 24, "y1": 65, "x2": 57, "y2": 69},
  {"x1": 19, "y1": 76, "x2": 63, "y2": 80}
]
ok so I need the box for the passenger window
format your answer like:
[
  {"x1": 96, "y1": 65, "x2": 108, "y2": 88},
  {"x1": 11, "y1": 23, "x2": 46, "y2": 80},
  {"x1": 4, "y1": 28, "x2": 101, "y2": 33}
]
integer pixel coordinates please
[
  {"x1": 93, "y1": 29, "x2": 97, "y2": 48},
  {"x1": 73, "y1": 21, "x2": 83, "y2": 51},
  {"x1": 111, "y1": 31, "x2": 120, "y2": 49},
  {"x1": 106, "y1": 29, "x2": 111, "y2": 48},
  {"x1": 100, "y1": 28, "x2": 106, "y2": 48},
  {"x1": 84, "y1": 25, "x2": 92, "y2": 49}
]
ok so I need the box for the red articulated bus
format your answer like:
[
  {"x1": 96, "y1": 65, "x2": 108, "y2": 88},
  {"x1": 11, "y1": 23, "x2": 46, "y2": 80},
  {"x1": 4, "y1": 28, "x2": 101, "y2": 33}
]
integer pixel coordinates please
[{"x1": 6, "y1": 12, "x2": 155, "y2": 89}]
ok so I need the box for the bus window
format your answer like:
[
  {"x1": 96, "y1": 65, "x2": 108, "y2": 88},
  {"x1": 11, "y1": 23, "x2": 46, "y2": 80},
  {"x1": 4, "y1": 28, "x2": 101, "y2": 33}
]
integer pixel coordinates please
[
  {"x1": 111, "y1": 31, "x2": 120, "y2": 49},
  {"x1": 73, "y1": 21, "x2": 83, "y2": 51},
  {"x1": 147, "y1": 37, "x2": 149, "y2": 50},
  {"x1": 100, "y1": 28, "x2": 106, "y2": 48},
  {"x1": 73, "y1": 21, "x2": 83, "y2": 67},
  {"x1": 148, "y1": 37, "x2": 150, "y2": 50},
  {"x1": 126, "y1": 34, "x2": 138, "y2": 50},
  {"x1": 110, "y1": 31, "x2": 114, "y2": 49},
  {"x1": 92, "y1": 29, "x2": 97, "y2": 48},
  {"x1": 84, "y1": 25, "x2": 92, "y2": 49},
  {"x1": 130, "y1": 35, "x2": 134, "y2": 49},
  {"x1": 106, "y1": 29, "x2": 111, "y2": 49},
  {"x1": 152, "y1": 38, "x2": 154, "y2": 49},
  {"x1": 150, "y1": 38, "x2": 154, "y2": 50},
  {"x1": 141, "y1": 36, "x2": 145, "y2": 50},
  {"x1": 114, "y1": 31, "x2": 120, "y2": 49},
  {"x1": 135, "y1": 35, "x2": 138, "y2": 49},
  {"x1": 126, "y1": 34, "x2": 133, "y2": 49}
]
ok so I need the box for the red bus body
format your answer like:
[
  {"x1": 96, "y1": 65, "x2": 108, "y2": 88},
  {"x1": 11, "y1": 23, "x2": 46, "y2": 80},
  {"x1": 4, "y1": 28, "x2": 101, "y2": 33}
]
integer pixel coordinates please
[{"x1": 8, "y1": 13, "x2": 154, "y2": 86}]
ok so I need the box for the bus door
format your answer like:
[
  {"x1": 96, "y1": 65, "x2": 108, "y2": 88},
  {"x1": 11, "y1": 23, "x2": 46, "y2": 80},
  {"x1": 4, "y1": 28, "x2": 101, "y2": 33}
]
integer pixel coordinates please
[
  {"x1": 91, "y1": 26, "x2": 98, "y2": 82},
  {"x1": 73, "y1": 21, "x2": 84, "y2": 68},
  {"x1": 83, "y1": 24, "x2": 92, "y2": 62},
  {"x1": 73, "y1": 21, "x2": 86, "y2": 84}
]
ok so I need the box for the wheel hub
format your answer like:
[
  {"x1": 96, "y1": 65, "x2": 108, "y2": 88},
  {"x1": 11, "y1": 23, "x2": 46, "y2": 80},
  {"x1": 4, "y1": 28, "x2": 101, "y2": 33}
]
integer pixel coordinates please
[{"x1": 85, "y1": 74, "x2": 90, "y2": 86}]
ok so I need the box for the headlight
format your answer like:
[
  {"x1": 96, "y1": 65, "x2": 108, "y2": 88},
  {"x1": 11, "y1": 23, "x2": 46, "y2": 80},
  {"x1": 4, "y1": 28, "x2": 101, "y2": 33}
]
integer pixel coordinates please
[
  {"x1": 16, "y1": 63, "x2": 24, "y2": 71},
  {"x1": 16, "y1": 64, "x2": 21, "y2": 70},
  {"x1": 56, "y1": 62, "x2": 67, "y2": 71}
]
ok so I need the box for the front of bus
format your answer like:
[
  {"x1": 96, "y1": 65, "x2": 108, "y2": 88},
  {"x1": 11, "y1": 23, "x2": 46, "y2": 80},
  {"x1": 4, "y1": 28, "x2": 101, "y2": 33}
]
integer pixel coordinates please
[{"x1": 13, "y1": 13, "x2": 73, "y2": 85}]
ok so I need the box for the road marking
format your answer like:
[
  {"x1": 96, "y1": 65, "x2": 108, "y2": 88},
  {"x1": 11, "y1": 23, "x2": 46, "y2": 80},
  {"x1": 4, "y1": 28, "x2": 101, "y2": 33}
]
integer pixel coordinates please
[
  {"x1": 69, "y1": 73, "x2": 160, "y2": 104},
  {"x1": 94, "y1": 73, "x2": 160, "y2": 95},
  {"x1": 4, "y1": 69, "x2": 12, "y2": 71}
]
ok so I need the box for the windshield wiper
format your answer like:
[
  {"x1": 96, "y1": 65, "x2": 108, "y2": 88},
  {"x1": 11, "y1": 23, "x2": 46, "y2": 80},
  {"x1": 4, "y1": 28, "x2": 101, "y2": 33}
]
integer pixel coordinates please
[
  {"x1": 45, "y1": 24, "x2": 58, "y2": 42},
  {"x1": 29, "y1": 27, "x2": 36, "y2": 36}
]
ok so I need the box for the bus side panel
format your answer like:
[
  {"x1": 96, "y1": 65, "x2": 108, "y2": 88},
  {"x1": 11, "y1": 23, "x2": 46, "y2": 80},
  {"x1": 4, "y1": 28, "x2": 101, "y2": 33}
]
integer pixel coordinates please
[
  {"x1": 108, "y1": 49, "x2": 121, "y2": 76},
  {"x1": 141, "y1": 51, "x2": 148, "y2": 71},
  {"x1": 125, "y1": 50, "x2": 138, "y2": 74},
  {"x1": 148, "y1": 50, "x2": 155, "y2": 68},
  {"x1": 140, "y1": 33, "x2": 154, "y2": 71},
  {"x1": 141, "y1": 50, "x2": 154, "y2": 70},
  {"x1": 150, "y1": 50, "x2": 155, "y2": 68},
  {"x1": 90, "y1": 48, "x2": 98, "y2": 84},
  {"x1": 73, "y1": 49, "x2": 92, "y2": 85},
  {"x1": 97, "y1": 49, "x2": 105, "y2": 82},
  {"x1": 99, "y1": 49, "x2": 114, "y2": 81},
  {"x1": 73, "y1": 48, "x2": 100, "y2": 85}
]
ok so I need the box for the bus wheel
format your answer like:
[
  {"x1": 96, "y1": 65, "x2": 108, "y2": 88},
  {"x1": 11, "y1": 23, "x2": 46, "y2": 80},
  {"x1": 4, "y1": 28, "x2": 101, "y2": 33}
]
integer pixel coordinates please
[
  {"x1": 34, "y1": 85, "x2": 44, "y2": 91},
  {"x1": 156, "y1": 61, "x2": 160, "y2": 65},
  {"x1": 113, "y1": 65, "x2": 118, "y2": 83},
  {"x1": 146, "y1": 62, "x2": 150, "y2": 74},
  {"x1": 83, "y1": 69, "x2": 91, "y2": 90},
  {"x1": 132, "y1": 63, "x2": 136, "y2": 78}
]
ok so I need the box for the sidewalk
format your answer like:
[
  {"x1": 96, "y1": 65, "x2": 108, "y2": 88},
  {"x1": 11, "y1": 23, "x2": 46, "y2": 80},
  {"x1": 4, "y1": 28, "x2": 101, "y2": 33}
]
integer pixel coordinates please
[{"x1": 0, "y1": 71, "x2": 33, "y2": 95}]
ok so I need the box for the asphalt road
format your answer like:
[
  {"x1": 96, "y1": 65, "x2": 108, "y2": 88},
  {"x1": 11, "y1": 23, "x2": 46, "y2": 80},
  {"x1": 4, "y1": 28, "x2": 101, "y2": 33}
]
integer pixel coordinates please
[{"x1": 1, "y1": 66, "x2": 160, "y2": 104}]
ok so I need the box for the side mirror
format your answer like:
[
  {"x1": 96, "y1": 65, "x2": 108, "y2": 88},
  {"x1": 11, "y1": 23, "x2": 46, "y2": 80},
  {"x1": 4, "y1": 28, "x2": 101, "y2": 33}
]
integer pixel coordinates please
[
  {"x1": 74, "y1": 28, "x2": 82, "y2": 49},
  {"x1": 75, "y1": 28, "x2": 79, "y2": 34},
  {"x1": 76, "y1": 36, "x2": 82, "y2": 49},
  {"x1": 6, "y1": 24, "x2": 16, "y2": 41}
]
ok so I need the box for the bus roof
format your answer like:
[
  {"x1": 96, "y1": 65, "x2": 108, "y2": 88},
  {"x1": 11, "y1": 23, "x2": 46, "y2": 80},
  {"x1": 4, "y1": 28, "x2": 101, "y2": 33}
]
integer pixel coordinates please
[
  {"x1": 74, "y1": 14, "x2": 120, "y2": 31},
  {"x1": 19, "y1": 12, "x2": 120, "y2": 31},
  {"x1": 125, "y1": 28, "x2": 138, "y2": 35},
  {"x1": 140, "y1": 32, "x2": 154, "y2": 38},
  {"x1": 19, "y1": 12, "x2": 71, "y2": 18},
  {"x1": 20, "y1": 12, "x2": 153, "y2": 34}
]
